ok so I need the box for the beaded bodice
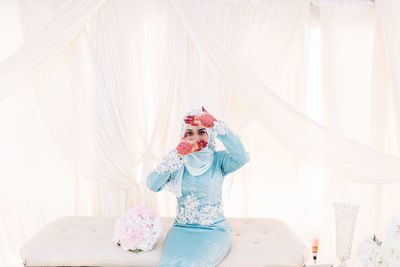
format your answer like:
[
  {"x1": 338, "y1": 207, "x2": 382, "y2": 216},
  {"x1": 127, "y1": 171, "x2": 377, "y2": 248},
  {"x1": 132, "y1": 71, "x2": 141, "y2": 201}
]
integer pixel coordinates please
[
  {"x1": 174, "y1": 158, "x2": 225, "y2": 225},
  {"x1": 175, "y1": 192, "x2": 224, "y2": 225}
]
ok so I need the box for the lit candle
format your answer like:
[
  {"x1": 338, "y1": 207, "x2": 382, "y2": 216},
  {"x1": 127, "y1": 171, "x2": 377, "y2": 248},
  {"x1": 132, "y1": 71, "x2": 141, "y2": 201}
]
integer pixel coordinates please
[{"x1": 312, "y1": 238, "x2": 319, "y2": 264}]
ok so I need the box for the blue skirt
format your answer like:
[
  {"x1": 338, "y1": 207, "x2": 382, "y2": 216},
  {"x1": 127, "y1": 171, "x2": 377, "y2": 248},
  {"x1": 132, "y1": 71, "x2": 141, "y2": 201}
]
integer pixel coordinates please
[{"x1": 158, "y1": 218, "x2": 233, "y2": 267}]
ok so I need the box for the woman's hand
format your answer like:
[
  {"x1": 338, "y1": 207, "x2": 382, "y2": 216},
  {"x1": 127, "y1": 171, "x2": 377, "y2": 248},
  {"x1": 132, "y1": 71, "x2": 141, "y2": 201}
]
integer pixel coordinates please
[
  {"x1": 184, "y1": 106, "x2": 217, "y2": 128},
  {"x1": 199, "y1": 106, "x2": 217, "y2": 128},
  {"x1": 176, "y1": 134, "x2": 208, "y2": 157}
]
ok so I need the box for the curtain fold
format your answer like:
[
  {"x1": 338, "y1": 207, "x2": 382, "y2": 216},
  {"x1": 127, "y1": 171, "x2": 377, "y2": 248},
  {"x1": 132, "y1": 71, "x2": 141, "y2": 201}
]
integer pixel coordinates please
[
  {"x1": 171, "y1": 0, "x2": 400, "y2": 184},
  {"x1": 375, "y1": 0, "x2": 400, "y2": 153},
  {"x1": 173, "y1": 0, "x2": 311, "y2": 236},
  {"x1": 0, "y1": 0, "x2": 106, "y2": 102},
  {"x1": 18, "y1": 1, "x2": 140, "y2": 192},
  {"x1": 317, "y1": 4, "x2": 390, "y2": 265}
]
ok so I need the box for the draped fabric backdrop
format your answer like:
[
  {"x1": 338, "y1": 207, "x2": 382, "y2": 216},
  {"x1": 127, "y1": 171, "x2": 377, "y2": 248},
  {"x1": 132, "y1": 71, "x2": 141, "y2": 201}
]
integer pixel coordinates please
[{"x1": 0, "y1": 0, "x2": 399, "y2": 266}]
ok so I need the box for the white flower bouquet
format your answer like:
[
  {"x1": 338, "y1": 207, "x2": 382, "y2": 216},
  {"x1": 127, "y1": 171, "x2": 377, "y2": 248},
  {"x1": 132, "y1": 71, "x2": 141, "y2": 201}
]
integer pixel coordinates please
[
  {"x1": 112, "y1": 205, "x2": 163, "y2": 252},
  {"x1": 357, "y1": 213, "x2": 400, "y2": 267}
]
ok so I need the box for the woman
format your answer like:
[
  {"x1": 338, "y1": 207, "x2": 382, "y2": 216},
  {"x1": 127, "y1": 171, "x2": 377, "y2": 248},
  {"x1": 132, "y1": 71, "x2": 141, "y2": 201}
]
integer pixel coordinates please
[{"x1": 147, "y1": 106, "x2": 250, "y2": 266}]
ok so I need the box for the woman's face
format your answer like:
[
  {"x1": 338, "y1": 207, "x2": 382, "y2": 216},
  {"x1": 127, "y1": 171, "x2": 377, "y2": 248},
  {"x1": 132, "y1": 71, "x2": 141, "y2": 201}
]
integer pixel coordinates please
[{"x1": 184, "y1": 124, "x2": 209, "y2": 144}]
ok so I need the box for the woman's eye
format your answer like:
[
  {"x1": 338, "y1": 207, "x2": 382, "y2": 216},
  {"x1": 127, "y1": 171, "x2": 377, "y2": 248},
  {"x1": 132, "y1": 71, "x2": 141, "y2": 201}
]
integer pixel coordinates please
[
  {"x1": 199, "y1": 131, "x2": 206, "y2": 135},
  {"x1": 187, "y1": 132, "x2": 193, "y2": 136}
]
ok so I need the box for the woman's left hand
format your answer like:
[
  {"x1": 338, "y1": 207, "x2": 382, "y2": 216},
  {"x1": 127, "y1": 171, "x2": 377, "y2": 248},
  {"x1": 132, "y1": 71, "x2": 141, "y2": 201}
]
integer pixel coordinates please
[
  {"x1": 198, "y1": 106, "x2": 217, "y2": 128},
  {"x1": 183, "y1": 106, "x2": 217, "y2": 128}
]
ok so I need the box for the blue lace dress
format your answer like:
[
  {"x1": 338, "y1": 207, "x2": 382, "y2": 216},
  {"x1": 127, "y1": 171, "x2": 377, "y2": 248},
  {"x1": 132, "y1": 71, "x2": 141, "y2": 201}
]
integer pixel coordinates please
[{"x1": 147, "y1": 120, "x2": 250, "y2": 267}]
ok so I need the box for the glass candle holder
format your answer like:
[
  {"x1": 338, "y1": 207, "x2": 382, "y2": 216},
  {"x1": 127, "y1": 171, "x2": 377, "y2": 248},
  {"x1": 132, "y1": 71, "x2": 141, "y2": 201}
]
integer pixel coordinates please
[{"x1": 333, "y1": 202, "x2": 360, "y2": 267}]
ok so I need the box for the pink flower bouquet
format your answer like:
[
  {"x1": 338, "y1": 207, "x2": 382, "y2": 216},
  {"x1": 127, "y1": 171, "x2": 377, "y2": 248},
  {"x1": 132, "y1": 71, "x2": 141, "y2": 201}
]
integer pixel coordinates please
[{"x1": 112, "y1": 205, "x2": 162, "y2": 252}]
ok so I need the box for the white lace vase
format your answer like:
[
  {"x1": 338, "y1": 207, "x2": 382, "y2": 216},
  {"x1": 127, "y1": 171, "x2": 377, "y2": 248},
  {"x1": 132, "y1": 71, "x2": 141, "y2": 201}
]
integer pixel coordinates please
[{"x1": 333, "y1": 202, "x2": 360, "y2": 267}]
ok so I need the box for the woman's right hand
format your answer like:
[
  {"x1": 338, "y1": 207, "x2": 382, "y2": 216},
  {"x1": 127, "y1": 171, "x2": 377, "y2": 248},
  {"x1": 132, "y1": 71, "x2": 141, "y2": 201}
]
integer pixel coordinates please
[{"x1": 176, "y1": 133, "x2": 208, "y2": 157}]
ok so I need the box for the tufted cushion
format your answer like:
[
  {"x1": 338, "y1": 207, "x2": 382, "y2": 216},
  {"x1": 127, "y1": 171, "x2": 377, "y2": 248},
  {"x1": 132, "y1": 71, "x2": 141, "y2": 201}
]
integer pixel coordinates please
[{"x1": 19, "y1": 216, "x2": 309, "y2": 267}]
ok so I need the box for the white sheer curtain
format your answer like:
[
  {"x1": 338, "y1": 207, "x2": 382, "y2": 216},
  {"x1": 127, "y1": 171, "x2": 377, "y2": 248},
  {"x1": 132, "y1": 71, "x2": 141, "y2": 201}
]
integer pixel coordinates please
[
  {"x1": 170, "y1": 1, "x2": 399, "y2": 265},
  {"x1": 0, "y1": 0, "x2": 106, "y2": 102},
  {"x1": 1, "y1": 0, "x2": 400, "y2": 266},
  {"x1": 376, "y1": 0, "x2": 400, "y2": 152},
  {"x1": 317, "y1": 3, "x2": 395, "y2": 265},
  {"x1": 170, "y1": 0, "x2": 317, "y2": 240},
  {"x1": 172, "y1": 0, "x2": 400, "y2": 184},
  {"x1": 0, "y1": 2, "x2": 84, "y2": 265}
]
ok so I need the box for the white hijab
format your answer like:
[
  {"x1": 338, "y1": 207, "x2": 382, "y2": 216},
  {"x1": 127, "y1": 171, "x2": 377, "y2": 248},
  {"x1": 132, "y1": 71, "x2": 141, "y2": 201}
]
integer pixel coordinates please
[{"x1": 165, "y1": 108, "x2": 217, "y2": 197}]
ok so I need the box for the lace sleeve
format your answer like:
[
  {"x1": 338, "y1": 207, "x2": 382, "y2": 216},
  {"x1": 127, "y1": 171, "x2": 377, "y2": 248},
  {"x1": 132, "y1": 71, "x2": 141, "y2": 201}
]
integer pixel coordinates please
[
  {"x1": 153, "y1": 149, "x2": 183, "y2": 175},
  {"x1": 147, "y1": 149, "x2": 183, "y2": 192},
  {"x1": 213, "y1": 120, "x2": 231, "y2": 136},
  {"x1": 213, "y1": 120, "x2": 250, "y2": 176}
]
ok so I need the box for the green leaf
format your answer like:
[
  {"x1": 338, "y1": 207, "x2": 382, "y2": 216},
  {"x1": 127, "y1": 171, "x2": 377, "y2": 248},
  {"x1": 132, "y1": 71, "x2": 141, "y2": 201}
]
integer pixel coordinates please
[
  {"x1": 129, "y1": 248, "x2": 143, "y2": 253},
  {"x1": 116, "y1": 241, "x2": 143, "y2": 252},
  {"x1": 372, "y1": 234, "x2": 382, "y2": 246}
]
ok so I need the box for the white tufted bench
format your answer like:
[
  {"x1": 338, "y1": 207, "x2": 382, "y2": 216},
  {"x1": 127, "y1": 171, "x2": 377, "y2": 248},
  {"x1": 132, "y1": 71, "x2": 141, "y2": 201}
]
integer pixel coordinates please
[{"x1": 19, "y1": 216, "x2": 310, "y2": 267}]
